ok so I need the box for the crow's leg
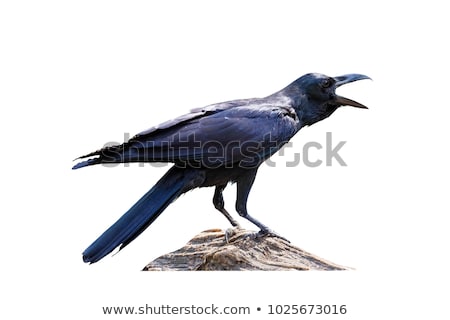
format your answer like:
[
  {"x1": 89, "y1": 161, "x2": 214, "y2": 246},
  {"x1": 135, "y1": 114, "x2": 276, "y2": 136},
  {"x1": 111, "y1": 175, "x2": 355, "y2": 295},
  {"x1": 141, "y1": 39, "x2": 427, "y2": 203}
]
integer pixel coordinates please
[
  {"x1": 213, "y1": 184, "x2": 241, "y2": 227},
  {"x1": 235, "y1": 169, "x2": 289, "y2": 242},
  {"x1": 235, "y1": 169, "x2": 269, "y2": 231}
]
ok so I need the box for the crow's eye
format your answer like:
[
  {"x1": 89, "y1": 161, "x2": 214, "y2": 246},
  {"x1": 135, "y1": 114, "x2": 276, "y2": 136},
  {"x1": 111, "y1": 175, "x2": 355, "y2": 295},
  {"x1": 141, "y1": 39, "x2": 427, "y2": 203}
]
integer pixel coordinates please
[{"x1": 321, "y1": 79, "x2": 332, "y2": 89}]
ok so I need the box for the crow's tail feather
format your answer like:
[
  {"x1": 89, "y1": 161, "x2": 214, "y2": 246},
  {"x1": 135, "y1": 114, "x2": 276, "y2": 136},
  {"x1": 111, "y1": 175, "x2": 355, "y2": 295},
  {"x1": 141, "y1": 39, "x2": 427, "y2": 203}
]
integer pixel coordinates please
[{"x1": 82, "y1": 166, "x2": 199, "y2": 264}]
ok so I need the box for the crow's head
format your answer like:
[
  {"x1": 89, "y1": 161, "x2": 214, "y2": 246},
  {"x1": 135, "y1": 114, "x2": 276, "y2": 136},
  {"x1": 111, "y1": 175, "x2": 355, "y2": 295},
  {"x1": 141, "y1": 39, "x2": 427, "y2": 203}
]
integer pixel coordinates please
[{"x1": 285, "y1": 73, "x2": 371, "y2": 126}]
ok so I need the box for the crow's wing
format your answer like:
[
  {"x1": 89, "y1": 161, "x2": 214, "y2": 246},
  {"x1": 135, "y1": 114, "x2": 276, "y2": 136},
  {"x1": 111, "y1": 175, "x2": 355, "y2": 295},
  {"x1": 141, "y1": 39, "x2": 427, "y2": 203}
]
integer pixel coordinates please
[
  {"x1": 73, "y1": 101, "x2": 299, "y2": 169},
  {"x1": 134, "y1": 98, "x2": 255, "y2": 138}
]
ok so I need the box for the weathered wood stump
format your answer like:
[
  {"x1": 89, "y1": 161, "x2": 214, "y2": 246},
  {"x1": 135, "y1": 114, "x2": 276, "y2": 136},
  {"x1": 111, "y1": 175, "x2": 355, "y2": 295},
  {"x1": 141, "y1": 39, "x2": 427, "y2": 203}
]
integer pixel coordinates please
[{"x1": 143, "y1": 228, "x2": 348, "y2": 271}]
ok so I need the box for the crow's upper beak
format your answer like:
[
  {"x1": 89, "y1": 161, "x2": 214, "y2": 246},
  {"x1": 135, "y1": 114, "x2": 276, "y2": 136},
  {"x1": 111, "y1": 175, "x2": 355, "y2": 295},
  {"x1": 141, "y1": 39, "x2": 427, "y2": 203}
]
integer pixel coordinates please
[{"x1": 334, "y1": 74, "x2": 371, "y2": 109}]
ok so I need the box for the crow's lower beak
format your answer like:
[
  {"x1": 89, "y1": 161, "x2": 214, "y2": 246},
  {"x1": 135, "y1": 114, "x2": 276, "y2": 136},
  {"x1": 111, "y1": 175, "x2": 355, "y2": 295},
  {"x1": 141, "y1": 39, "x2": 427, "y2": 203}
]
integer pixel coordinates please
[{"x1": 334, "y1": 74, "x2": 371, "y2": 109}]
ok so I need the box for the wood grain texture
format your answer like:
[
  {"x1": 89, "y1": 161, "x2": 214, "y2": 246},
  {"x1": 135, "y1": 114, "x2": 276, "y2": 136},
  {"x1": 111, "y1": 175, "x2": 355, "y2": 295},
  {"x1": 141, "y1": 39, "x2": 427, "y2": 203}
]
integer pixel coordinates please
[{"x1": 143, "y1": 229, "x2": 348, "y2": 271}]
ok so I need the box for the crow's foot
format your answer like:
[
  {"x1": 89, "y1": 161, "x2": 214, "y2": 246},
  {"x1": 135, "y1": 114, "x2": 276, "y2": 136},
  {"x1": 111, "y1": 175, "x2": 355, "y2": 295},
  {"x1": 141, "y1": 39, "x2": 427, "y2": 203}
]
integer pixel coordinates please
[
  {"x1": 256, "y1": 229, "x2": 290, "y2": 243},
  {"x1": 224, "y1": 227, "x2": 244, "y2": 243},
  {"x1": 233, "y1": 228, "x2": 290, "y2": 243}
]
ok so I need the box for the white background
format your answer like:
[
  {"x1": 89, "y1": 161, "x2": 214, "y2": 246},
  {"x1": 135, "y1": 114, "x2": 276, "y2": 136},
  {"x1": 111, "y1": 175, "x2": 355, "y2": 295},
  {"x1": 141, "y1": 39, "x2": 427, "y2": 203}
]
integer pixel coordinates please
[{"x1": 1, "y1": 1, "x2": 449, "y2": 319}]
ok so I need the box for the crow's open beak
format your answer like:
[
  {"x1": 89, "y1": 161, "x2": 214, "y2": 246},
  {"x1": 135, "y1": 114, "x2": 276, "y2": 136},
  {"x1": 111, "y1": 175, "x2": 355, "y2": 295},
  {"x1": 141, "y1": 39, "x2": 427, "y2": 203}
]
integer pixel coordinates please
[{"x1": 334, "y1": 74, "x2": 371, "y2": 109}]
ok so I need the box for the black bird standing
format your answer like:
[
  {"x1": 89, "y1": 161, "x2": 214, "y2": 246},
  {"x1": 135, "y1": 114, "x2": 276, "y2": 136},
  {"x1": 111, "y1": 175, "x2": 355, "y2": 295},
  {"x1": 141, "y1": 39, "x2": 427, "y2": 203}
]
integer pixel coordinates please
[{"x1": 73, "y1": 73, "x2": 370, "y2": 263}]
